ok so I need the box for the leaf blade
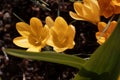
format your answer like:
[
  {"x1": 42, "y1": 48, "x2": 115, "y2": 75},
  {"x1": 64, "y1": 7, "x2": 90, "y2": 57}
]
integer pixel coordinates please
[{"x1": 5, "y1": 49, "x2": 85, "y2": 69}]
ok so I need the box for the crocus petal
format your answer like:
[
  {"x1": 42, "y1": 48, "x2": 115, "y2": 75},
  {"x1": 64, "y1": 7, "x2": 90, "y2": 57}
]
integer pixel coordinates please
[
  {"x1": 53, "y1": 47, "x2": 68, "y2": 53},
  {"x1": 114, "y1": 5, "x2": 120, "y2": 14},
  {"x1": 46, "y1": 35, "x2": 54, "y2": 48},
  {"x1": 107, "y1": 21, "x2": 117, "y2": 34},
  {"x1": 66, "y1": 25, "x2": 75, "y2": 48},
  {"x1": 74, "y1": 2, "x2": 83, "y2": 16},
  {"x1": 111, "y1": 0, "x2": 120, "y2": 14},
  {"x1": 69, "y1": 11, "x2": 85, "y2": 20},
  {"x1": 13, "y1": 37, "x2": 30, "y2": 48},
  {"x1": 54, "y1": 17, "x2": 68, "y2": 35},
  {"x1": 47, "y1": 33, "x2": 71, "y2": 52},
  {"x1": 16, "y1": 22, "x2": 30, "y2": 37},
  {"x1": 98, "y1": 22, "x2": 106, "y2": 32},
  {"x1": 98, "y1": 21, "x2": 117, "y2": 33},
  {"x1": 50, "y1": 29, "x2": 64, "y2": 47},
  {"x1": 83, "y1": 0, "x2": 100, "y2": 24},
  {"x1": 98, "y1": 0, "x2": 111, "y2": 13},
  {"x1": 48, "y1": 27, "x2": 67, "y2": 50},
  {"x1": 41, "y1": 25, "x2": 49, "y2": 41},
  {"x1": 96, "y1": 32, "x2": 108, "y2": 39},
  {"x1": 96, "y1": 32, "x2": 106, "y2": 45},
  {"x1": 103, "y1": 6, "x2": 114, "y2": 18},
  {"x1": 98, "y1": 0, "x2": 115, "y2": 18},
  {"x1": 27, "y1": 45, "x2": 42, "y2": 52},
  {"x1": 97, "y1": 37, "x2": 105, "y2": 45},
  {"x1": 45, "y1": 16, "x2": 54, "y2": 28},
  {"x1": 30, "y1": 17, "x2": 43, "y2": 36}
]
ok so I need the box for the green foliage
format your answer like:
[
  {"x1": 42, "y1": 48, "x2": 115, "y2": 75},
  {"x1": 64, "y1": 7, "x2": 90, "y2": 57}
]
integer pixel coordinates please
[
  {"x1": 74, "y1": 18, "x2": 120, "y2": 80},
  {"x1": 5, "y1": 49, "x2": 85, "y2": 69}
]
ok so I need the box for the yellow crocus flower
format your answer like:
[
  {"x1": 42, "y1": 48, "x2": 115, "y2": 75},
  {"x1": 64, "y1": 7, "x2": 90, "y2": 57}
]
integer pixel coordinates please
[
  {"x1": 96, "y1": 21, "x2": 117, "y2": 45},
  {"x1": 13, "y1": 17, "x2": 49, "y2": 52},
  {"x1": 45, "y1": 16, "x2": 75, "y2": 52},
  {"x1": 69, "y1": 0, "x2": 100, "y2": 25},
  {"x1": 98, "y1": 0, "x2": 120, "y2": 18}
]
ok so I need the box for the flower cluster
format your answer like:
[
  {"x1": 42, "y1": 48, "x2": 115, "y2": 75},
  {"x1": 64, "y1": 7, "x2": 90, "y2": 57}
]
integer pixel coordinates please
[
  {"x1": 13, "y1": 17, "x2": 75, "y2": 52},
  {"x1": 13, "y1": 0, "x2": 120, "y2": 52},
  {"x1": 69, "y1": 0, "x2": 120, "y2": 44}
]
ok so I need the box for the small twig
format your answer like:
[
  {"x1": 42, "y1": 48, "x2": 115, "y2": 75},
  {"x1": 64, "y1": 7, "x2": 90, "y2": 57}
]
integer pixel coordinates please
[
  {"x1": 83, "y1": 58, "x2": 90, "y2": 60},
  {"x1": 31, "y1": 0, "x2": 51, "y2": 11},
  {"x1": 38, "y1": 3, "x2": 51, "y2": 11},
  {"x1": 23, "y1": 73, "x2": 26, "y2": 80},
  {"x1": 57, "y1": 0, "x2": 60, "y2": 16},
  {"x1": 39, "y1": 0, "x2": 49, "y2": 6},
  {"x1": 1, "y1": 47, "x2": 9, "y2": 61},
  {"x1": 73, "y1": 53, "x2": 91, "y2": 56},
  {"x1": 13, "y1": 12, "x2": 25, "y2": 22},
  {"x1": 70, "y1": 20, "x2": 76, "y2": 24}
]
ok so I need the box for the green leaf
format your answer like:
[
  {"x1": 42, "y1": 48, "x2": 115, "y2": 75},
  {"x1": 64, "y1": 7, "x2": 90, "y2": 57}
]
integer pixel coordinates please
[
  {"x1": 5, "y1": 49, "x2": 85, "y2": 69},
  {"x1": 74, "y1": 18, "x2": 120, "y2": 80}
]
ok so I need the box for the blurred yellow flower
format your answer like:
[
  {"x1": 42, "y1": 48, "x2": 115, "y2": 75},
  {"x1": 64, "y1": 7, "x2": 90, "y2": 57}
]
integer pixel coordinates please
[
  {"x1": 69, "y1": 0, "x2": 100, "y2": 24},
  {"x1": 45, "y1": 16, "x2": 75, "y2": 52},
  {"x1": 118, "y1": 75, "x2": 120, "y2": 80},
  {"x1": 96, "y1": 21, "x2": 117, "y2": 45},
  {"x1": 13, "y1": 17, "x2": 49, "y2": 52},
  {"x1": 98, "y1": 0, "x2": 120, "y2": 18}
]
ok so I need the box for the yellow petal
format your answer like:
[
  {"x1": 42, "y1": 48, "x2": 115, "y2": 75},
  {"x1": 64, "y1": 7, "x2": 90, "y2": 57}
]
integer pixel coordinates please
[
  {"x1": 13, "y1": 37, "x2": 30, "y2": 48},
  {"x1": 74, "y1": 2, "x2": 83, "y2": 16},
  {"x1": 49, "y1": 25, "x2": 75, "y2": 52},
  {"x1": 112, "y1": 0, "x2": 120, "y2": 14},
  {"x1": 47, "y1": 33, "x2": 66, "y2": 52},
  {"x1": 66, "y1": 25, "x2": 75, "y2": 48},
  {"x1": 27, "y1": 45, "x2": 42, "y2": 52},
  {"x1": 40, "y1": 25, "x2": 49, "y2": 41},
  {"x1": 53, "y1": 47, "x2": 68, "y2": 53},
  {"x1": 98, "y1": 0, "x2": 114, "y2": 18},
  {"x1": 96, "y1": 32, "x2": 108, "y2": 39},
  {"x1": 98, "y1": 22, "x2": 106, "y2": 32},
  {"x1": 107, "y1": 21, "x2": 117, "y2": 34},
  {"x1": 114, "y1": 5, "x2": 120, "y2": 14},
  {"x1": 45, "y1": 16, "x2": 54, "y2": 28},
  {"x1": 103, "y1": 6, "x2": 114, "y2": 18},
  {"x1": 84, "y1": 0, "x2": 99, "y2": 9},
  {"x1": 30, "y1": 25, "x2": 49, "y2": 47},
  {"x1": 97, "y1": 37, "x2": 105, "y2": 45},
  {"x1": 16, "y1": 22, "x2": 30, "y2": 37},
  {"x1": 46, "y1": 35, "x2": 54, "y2": 48},
  {"x1": 98, "y1": 0, "x2": 111, "y2": 13},
  {"x1": 54, "y1": 16, "x2": 68, "y2": 35},
  {"x1": 49, "y1": 29, "x2": 66, "y2": 47},
  {"x1": 69, "y1": 11, "x2": 85, "y2": 20},
  {"x1": 117, "y1": 75, "x2": 120, "y2": 80},
  {"x1": 30, "y1": 17, "x2": 43, "y2": 36},
  {"x1": 96, "y1": 33, "x2": 105, "y2": 45},
  {"x1": 83, "y1": 0, "x2": 100, "y2": 24},
  {"x1": 28, "y1": 34, "x2": 42, "y2": 46},
  {"x1": 47, "y1": 32, "x2": 69, "y2": 52}
]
